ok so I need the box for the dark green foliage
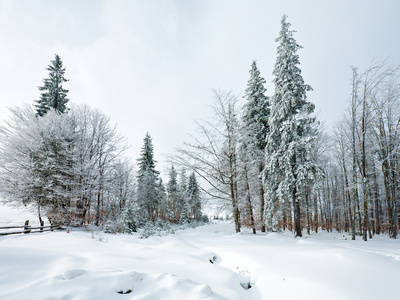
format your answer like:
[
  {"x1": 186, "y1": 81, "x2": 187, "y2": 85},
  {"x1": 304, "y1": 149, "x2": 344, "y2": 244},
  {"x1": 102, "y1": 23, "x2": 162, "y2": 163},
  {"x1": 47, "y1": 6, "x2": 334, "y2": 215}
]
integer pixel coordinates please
[
  {"x1": 264, "y1": 15, "x2": 319, "y2": 236},
  {"x1": 167, "y1": 165, "x2": 179, "y2": 221},
  {"x1": 187, "y1": 172, "x2": 202, "y2": 221},
  {"x1": 137, "y1": 133, "x2": 160, "y2": 222},
  {"x1": 121, "y1": 201, "x2": 137, "y2": 233},
  {"x1": 137, "y1": 133, "x2": 159, "y2": 178},
  {"x1": 242, "y1": 60, "x2": 270, "y2": 152},
  {"x1": 35, "y1": 54, "x2": 69, "y2": 117},
  {"x1": 241, "y1": 60, "x2": 270, "y2": 232}
]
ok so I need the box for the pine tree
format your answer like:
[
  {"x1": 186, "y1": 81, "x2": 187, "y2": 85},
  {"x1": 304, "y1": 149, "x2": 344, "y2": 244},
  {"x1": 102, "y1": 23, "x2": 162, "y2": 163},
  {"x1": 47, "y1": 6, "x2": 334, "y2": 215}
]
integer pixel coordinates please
[
  {"x1": 187, "y1": 172, "x2": 202, "y2": 221},
  {"x1": 137, "y1": 133, "x2": 160, "y2": 222},
  {"x1": 263, "y1": 15, "x2": 319, "y2": 237},
  {"x1": 167, "y1": 165, "x2": 179, "y2": 222},
  {"x1": 177, "y1": 168, "x2": 188, "y2": 223},
  {"x1": 241, "y1": 60, "x2": 270, "y2": 232},
  {"x1": 157, "y1": 178, "x2": 170, "y2": 221},
  {"x1": 35, "y1": 54, "x2": 69, "y2": 117},
  {"x1": 243, "y1": 60, "x2": 270, "y2": 152},
  {"x1": 121, "y1": 201, "x2": 137, "y2": 233},
  {"x1": 179, "y1": 202, "x2": 190, "y2": 225}
]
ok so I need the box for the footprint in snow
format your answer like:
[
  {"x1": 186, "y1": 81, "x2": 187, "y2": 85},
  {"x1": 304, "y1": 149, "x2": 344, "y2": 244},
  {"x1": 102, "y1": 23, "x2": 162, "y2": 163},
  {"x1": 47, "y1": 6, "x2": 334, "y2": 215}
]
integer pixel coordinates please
[
  {"x1": 63, "y1": 269, "x2": 86, "y2": 280},
  {"x1": 209, "y1": 255, "x2": 218, "y2": 264}
]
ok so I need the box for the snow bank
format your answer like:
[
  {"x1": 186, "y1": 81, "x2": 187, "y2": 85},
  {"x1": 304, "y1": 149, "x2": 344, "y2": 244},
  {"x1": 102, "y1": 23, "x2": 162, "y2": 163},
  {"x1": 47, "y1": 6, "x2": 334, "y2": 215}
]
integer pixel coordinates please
[{"x1": 1, "y1": 204, "x2": 399, "y2": 299}]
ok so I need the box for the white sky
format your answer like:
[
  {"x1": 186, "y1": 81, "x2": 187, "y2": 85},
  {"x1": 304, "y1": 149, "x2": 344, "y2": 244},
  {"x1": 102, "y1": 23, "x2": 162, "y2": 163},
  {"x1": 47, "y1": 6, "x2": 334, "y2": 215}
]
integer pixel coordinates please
[{"x1": 1, "y1": 0, "x2": 399, "y2": 174}]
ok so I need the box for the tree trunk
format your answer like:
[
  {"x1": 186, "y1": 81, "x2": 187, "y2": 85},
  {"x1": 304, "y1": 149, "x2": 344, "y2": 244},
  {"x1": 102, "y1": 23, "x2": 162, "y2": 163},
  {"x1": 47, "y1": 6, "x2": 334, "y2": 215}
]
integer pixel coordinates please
[
  {"x1": 361, "y1": 88, "x2": 368, "y2": 241},
  {"x1": 230, "y1": 170, "x2": 240, "y2": 233},
  {"x1": 96, "y1": 189, "x2": 101, "y2": 227},
  {"x1": 293, "y1": 185, "x2": 302, "y2": 237},
  {"x1": 306, "y1": 192, "x2": 310, "y2": 235},
  {"x1": 313, "y1": 193, "x2": 318, "y2": 233},
  {"x1": 259, "y1": 163, "x2": 266, "y2": 232},
  {"x1": 351, "y1": 68, "x2": 362, "y2": 235},
  {"x1": 244, "y1": 163, "x2": 256, "y2": 234},
  {"x1": 372, "y1": 163, "x2": 381, "y2": 234}
]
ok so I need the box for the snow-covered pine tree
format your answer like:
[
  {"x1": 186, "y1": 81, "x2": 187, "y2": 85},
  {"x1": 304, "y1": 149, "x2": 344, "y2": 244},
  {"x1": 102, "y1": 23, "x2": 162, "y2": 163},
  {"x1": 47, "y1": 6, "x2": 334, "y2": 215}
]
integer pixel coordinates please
[
  {"x1": 179, "y1": 202, "x2": 190, "y2": 226},
  {"x1": 186, "y1": 172, "x2": 202, "y2": 221},
  {"x1": 177, "y1": 168, "x2": 188, "y2": 223},
  {"x1": 157, "y1": 178, "x2": 171, "y2": 221},
  {"x1": 243, "y1": 60, "x2": 270, "y2": 154},
  {"x1": 137, "y1": 133, "x2": 160, "y2": 223},
  {"x1": 121, "y1": 201, "x2": 137, "y2": 233},
  {"x1": 167, "y1": 165, "x2": 179, "y2": 222},
  {"x1": 35, "y1": 54, "x2": 69, "y2": 117},
  {"x1": 241, "y1": 60, "x2": 270, "y2": 232},
  {"x1": 263, "y1": 15, "x2": 319, "y2": 237}
]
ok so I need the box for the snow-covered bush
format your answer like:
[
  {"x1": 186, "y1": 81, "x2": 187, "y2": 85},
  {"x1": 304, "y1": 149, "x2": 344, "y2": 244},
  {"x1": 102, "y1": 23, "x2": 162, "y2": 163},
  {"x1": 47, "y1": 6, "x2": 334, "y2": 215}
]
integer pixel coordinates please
[
  {"x1": 139, "y1": 221, "x2": 156, "y2": 239},
  {"x1": 103, "y1": 220, "x2": 116, "y2": 234}
]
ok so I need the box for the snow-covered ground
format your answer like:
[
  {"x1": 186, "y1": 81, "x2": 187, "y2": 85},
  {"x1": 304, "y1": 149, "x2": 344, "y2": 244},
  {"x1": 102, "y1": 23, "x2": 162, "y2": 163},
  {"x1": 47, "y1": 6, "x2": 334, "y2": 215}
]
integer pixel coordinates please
[{"x1": 0, "y1": 203, "x2": 399, "y2": 300}]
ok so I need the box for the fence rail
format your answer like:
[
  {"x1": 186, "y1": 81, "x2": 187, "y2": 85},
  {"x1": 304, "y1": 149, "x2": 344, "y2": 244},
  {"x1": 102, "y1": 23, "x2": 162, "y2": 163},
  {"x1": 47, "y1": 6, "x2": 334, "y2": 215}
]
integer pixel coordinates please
[{"x1": 0, "y1": 220, "x2": 63, "y2": 236}]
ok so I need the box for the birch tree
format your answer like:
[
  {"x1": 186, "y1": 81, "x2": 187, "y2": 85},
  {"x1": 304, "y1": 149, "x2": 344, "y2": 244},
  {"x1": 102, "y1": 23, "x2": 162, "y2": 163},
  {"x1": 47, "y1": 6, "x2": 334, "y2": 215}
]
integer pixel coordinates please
[{"x1": 173, "y1": 90, "x2": 241, "y2": 232}]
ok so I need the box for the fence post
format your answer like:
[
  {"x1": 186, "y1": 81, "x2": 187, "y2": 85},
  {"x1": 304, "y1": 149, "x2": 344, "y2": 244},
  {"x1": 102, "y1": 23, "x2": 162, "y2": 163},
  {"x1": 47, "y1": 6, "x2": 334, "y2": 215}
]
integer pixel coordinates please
[
  {"x1": 40, "y1": 220, "x2": 44, "y2": 232},
  {"x1": 24, "y1": 220, "x2": 31, "y2": 234}
]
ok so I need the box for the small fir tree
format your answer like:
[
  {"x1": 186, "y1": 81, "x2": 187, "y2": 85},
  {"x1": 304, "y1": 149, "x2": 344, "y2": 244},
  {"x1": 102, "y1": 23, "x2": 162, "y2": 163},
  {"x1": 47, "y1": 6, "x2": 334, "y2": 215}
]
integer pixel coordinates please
[
  {"x1": 180, "y1": 203, "x2": 190, "y2": 225},
  {"x1": 121, "y1": 201, "x2": 137, "y2": 233},
  {"x1": 140, "y1": 221, "x2": 156, "y2": 239}
]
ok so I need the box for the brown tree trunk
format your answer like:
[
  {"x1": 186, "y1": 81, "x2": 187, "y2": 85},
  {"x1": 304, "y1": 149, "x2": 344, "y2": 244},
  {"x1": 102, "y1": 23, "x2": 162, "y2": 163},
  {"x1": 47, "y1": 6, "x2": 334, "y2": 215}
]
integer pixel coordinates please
[
  {"x1": 306, "y1": 192, "x2": 311, "y2": 235},
  {"x1": 313, "y1": 193, "x2": 318, "y2": 233},
  {"x1": 259, "y1": 163, "x2": 266, "y2": 232},
  {"x1": 244, "y1": 163, "x2": 256, "y2": 234}
]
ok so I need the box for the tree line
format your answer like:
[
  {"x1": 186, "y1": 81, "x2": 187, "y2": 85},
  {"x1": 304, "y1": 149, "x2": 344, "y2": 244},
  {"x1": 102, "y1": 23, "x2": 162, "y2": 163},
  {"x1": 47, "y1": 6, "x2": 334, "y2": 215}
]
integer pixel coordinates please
[
  {"x1": 1, "y1": 15, "x2": 399, "y2": 240},
  {"x1": 172, "y1": 15, "x2": 400, "y2": 240},
  {"x1": 0, "y1": 55, "x2": 204, "y2": 233}
]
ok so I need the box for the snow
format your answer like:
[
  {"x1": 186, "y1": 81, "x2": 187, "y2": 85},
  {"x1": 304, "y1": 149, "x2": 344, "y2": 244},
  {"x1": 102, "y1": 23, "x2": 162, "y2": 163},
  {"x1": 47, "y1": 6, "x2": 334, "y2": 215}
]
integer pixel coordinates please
[{"x1": 1, "y1": 204, "x2": 399, "y2": 299}]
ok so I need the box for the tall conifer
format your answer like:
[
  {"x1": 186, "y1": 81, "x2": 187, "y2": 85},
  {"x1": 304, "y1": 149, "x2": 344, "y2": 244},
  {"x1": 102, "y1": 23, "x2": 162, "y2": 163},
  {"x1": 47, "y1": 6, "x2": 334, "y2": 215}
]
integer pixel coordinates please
[
  {"x1": 264, "y1": 15, "x2": 319, "y2": 237},
  {"x1": 241, "y1": 60, "x2": 270, "y2": 232},
  {"x1": 35, "y1": 54, "x2": 69, "y2": 117},
  {"x1": 137, "y1": 133, "x2": 159, "y2": 222}
]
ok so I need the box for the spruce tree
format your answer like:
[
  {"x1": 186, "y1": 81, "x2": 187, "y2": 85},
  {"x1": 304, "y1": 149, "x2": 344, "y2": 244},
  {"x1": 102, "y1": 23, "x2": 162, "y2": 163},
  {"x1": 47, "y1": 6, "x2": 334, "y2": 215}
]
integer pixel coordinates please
[
  {"x1": 241, "y1": 60, "x2": 270, "y2": 232},
  {"x1": 35, "y1": 54, "x2": 69, "y2": 117},
  {"x1": 263, "y1": 15, "x2": 319, "y2": 237},
  {"x1": 187, "y1": 172, "x2": 202, "y2": 221},
  {"x1": 243, "y1": 60, "x2": 270, "y2": 152},
  {"x1": 167, "y1": 165, "x2": 179, "y2": 222},
  {"x1": 121, "y1": 201, "x2": 137, "y2": 233},
  {"x1": 179, "y1": 202, "x2": 190, "y2": 225},
  {"x1": 177, "y1": 168, "x2": 188, "y2": 223},
  {"x1": 157, "y1": 178, "x2": 170, "y2": 221},
  {"x1": 137, "y1": 133, "x2": 160, "y2": 222}
]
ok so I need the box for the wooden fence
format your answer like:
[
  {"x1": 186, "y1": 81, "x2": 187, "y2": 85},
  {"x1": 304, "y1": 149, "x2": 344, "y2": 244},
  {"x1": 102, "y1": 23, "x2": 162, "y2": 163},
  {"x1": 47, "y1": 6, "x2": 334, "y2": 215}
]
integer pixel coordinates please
[{"x1": 0, "y1": 220, "x2": 63, "y2": 236}]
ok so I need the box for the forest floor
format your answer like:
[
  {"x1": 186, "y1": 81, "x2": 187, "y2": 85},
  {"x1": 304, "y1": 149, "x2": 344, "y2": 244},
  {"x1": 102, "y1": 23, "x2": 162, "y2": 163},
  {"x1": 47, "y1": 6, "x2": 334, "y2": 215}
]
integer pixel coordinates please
[{"x1": 0, "y1": 203, "x2": 399, "y2": 300}]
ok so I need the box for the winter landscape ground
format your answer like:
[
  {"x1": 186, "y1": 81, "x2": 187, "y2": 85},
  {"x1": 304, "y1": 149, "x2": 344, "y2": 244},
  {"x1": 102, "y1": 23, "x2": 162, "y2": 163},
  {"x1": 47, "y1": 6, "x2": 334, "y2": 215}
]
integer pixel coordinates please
[{"x1": 0, "y1": 203, "x2": 399, "y2": 300}]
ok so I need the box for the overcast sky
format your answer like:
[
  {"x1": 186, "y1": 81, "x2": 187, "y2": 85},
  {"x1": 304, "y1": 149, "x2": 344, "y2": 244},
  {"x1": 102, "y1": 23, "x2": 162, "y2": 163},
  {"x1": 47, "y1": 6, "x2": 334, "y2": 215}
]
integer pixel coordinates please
[{"x1": 1, "y1": 0, "x2": 399, "y2": 174}]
